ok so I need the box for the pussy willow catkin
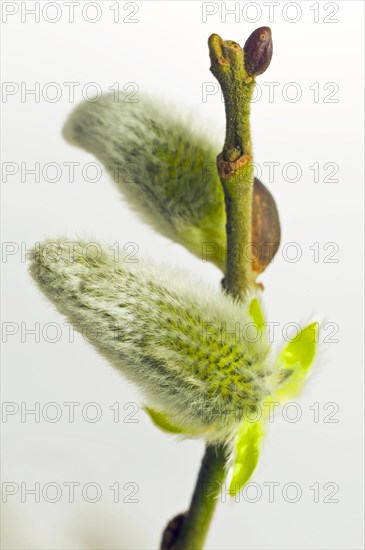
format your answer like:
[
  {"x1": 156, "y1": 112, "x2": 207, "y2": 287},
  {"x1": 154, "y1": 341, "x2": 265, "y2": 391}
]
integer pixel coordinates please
[
  {"x1": 62, "y1": 94, "x2": 280, "y2": 274},
  {"x1": 30, "y1": 239, "x2": 287, "y2": 443}
]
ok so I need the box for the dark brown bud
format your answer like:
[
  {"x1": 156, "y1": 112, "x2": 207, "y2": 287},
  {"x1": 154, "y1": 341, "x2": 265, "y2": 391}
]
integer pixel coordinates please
[
  {"x1": 252, "y1": 177, "x2": 281, "y2": 275},
  {"x1": 243, "y1": 27, "x2": 273, "y2": 76},
  {"x1": 160, "y1": 513, "x2": 186, "y2": 550}
]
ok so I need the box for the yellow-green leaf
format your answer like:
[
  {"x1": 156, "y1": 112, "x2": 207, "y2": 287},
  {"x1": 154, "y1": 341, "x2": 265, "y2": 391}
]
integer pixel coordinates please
[
  {"x1": 144, "y1": 406, "x2": 186, "y2": 435},
  {"x1": 229, "y1": 421, "x2": 264, "y2": 496},
  {"x1": 273, "y1": 322, "x2": 318, "y2": 401},
  {"x1": 249, "y1": 297, "x2": 265, "y2": 330}
]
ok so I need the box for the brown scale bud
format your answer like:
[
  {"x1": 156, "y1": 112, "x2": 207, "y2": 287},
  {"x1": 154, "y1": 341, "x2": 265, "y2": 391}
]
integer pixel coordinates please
[
  {"x1": 252, "y1": 177, "x2": 281, "y2": 275},
  {"x1": 244, "y1": 27, "x2": 273, "y2": 76}
]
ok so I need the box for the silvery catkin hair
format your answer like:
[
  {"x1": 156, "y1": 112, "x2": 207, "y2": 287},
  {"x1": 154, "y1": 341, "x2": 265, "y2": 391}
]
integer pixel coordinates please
[
  {"x1": 62, "y1": 94, "x2": 280, "y2": 273},
  {"x1": 29, "y1": 239, "x2": 286, "y2": 443}
]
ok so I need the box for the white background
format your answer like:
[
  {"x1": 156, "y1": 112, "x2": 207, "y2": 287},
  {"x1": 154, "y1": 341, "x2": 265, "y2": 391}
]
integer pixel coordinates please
[{"x1": 1, "y1": 1, "x2": 364, "y2": 549}]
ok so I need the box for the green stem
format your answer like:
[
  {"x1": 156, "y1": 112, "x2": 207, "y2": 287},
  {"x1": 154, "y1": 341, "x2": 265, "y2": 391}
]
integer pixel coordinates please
[
  {"x1": 160, "y1": 33, "x2": 256, "y2": 550},
  {"x1": 209, "y1": 34, "x2": 257, "y2": 299},
  {"x1": 173, "y1": 445, "x2": 226, "y2": 550}
]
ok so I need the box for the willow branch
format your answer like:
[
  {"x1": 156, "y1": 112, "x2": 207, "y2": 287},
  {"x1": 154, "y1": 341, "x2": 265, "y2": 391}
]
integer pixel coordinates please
[{"x1": 160, "y1": 28, "x2": 272, "y2": 550}]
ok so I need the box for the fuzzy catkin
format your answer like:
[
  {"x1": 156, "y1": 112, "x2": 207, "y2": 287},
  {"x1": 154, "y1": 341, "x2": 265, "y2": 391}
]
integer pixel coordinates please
[
  {"x1": 63, "y1": 94, "x2": 224, "y2": 264},
  {"x1": 62, "y1": 94, "x2": 279, "y2": 273},
  {"x1": 30, "y1": 239, "x2": 279, "y2": 443}
]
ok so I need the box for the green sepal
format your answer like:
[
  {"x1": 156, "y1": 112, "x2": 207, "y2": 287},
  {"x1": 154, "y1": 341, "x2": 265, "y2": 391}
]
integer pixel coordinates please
[
  {"x1": 144, "y1": 406, "x2": 186, "y2": 435},
  {"x1": 229, "y1": 420, "x2": 265, "y2": 496},
  {"x1": 273, "y1": 322, "x2": 318, "y2": 401},
  {"x1": 249, "y1": 297, "x2": 265, "y2": 330},
  {"x1": 249, "y1": 297, "x2": 268, "y2": 347}
]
